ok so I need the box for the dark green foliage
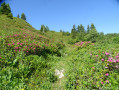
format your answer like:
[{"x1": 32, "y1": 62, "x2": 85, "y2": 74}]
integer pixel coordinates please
[
  {"x1": 21, "y1": 13, "x2": 26, "y2": 20},
  {"x1": 90, "y1": 23, "x2": 96, "y2": 30},
  {"x1": 77, "y1": 24, "x2": 85, "y2": 33},
  {"x1": 87, "y1": 25, "x2": 90, "y2": 33},
  {"x1": 17, "y1": 14, "x2": 20, "y2": 18},
  {"x1": 0, "y1": 2, "x2": 13, "y2": 19},
  {"x1": 85, "y1": 27, "x2": 99, "y2": 42},
  {"x1": 71, "y1": 24, "x2": 77, "y2": 39},
  {"x1": 0, "y1": 2, "x2": 11, "y2": 15},
  {"x1": 77, "y1": 24, "x2": 86, "y2": 41},
  {"x1": 62, "y1": 31, "x2": 70, "y2": 36},
  {"x1": 45, "y1": 26, "x2": 50, "y2": 31},
  {"x1": 60, "y1": 29, "x2": 62, "y2": 32},
  {"x1": 7, "y1": 12, "x2": 13, "y2": 19},
  {"x1": 40, "y1": 25, "x2": 50, "y2": 33}
]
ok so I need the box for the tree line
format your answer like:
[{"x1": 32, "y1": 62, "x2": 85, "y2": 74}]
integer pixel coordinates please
[
  {"x1": 0, "y1": 2, "x2": 26, "y2": 20},
  {"x1": 61, "y1": 23, "x2": 104, "y2": 43}
]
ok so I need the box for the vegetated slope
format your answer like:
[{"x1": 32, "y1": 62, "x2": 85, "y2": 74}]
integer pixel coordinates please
[{"x1": 0, "y1": 15, "x2": 64, "y2": 89}]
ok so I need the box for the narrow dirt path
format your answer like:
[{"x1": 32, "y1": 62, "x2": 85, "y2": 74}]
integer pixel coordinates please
[{"x1": 52, "y1": 44, "x2": 76, "y2": 89}]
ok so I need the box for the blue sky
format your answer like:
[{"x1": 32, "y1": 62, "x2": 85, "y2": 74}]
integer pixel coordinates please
[{"x1": 2, "y1": 0, "x2": 119, "y2": 34}]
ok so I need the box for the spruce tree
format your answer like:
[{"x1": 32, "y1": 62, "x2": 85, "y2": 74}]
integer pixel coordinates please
[
  {"x1": 90, "y1": 23, "x2": 96, "y2": 30},
  {"x1": 40, "y1": 25, "x2": 45, "y2": 33},
  {"x1": 0, "y1": 2, "x2": 11, "y2": 15},
  {"x1": 17, "y1": 14, "x2": 20, "y2": 18},
  {"x1": 87, "y1": 25, "x2": 90, "y2": 33},
  {"x1": 71, "y1": 24, "x2": 77, "y2": 39},
  {"x1": 21, "y1": 13, "x2": 26, "y2": 20}
]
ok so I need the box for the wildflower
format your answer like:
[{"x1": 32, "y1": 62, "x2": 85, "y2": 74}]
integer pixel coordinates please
[
  {"x1": 0, "y1": 57, "x2": 1, "y2": 59},
  {"x1": 13, "y1": 43, "x2": 14, "y2": 45},
  {"x1": 90, "y1": 54, "x2": 92, "y2": 56},
  {"x1": 117, "y1": 53, "x2": 119, "y2": 55},
  {"x1": 101, "y1": 82, "x2": 103, "y2": 84},
  {"x1": 21, "y1": 89, "x2": 24, "y2": 90},
  {"x1": 106, "y1": 80, "x2": 109, "y2": 83},
  {"x1": 102, "y1": 52, "x2": 104, "y2": 53},
  {"x1": 116, "y1": 56, "x2": 119, "y2": 58},
  {"x1": 96, "y1": 55, "x2": 98, "y2": 57},
  {"x1": 113, "y1": 60, "x2": 116, "y2": 63},
  {"x1": 101, "y1": 59, "x2": 104, "y2": 61},
  {"x1": 92, "y1": 67, "x2": 95, "y2": 69},
  {"x1": 116, "y1": 59, "x2": 119, "y2": 62},
  {"x1": 105, "y1": 73, "x2": 109, "y2": 76},
  {"x1": 17, "y1": 42, "x2": 20, "y2": 45},
  {"x1": 107, "y1": 59, "x2": 112, "y2": 62},
  {"x1": 8, "y1": 44, "x2": 11, "y2": 46},
  {"x1": 105, "y1": 52, "x2": 110, "y2": 56},
  {"x1": 27, "y1": 51, "x2": 28, "y2": 52}
]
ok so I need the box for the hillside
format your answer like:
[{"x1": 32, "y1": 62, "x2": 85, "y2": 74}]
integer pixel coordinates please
[{"x1": 0, "y1": 15, "x2": 119, "y2": 90}]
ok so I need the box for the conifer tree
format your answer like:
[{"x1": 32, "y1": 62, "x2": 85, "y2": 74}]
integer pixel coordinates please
[
  {"x1": 17, "y1": 14, "x2": 20, "y2": 18},
  {"x1": 71, "y1": 24, "x2": 77, "y2": 39},
  {"x1": 87, "y1": 25, "x2": 90, "y2": 33},
  {"x1": 45, "y1": 26, "x2": 49, "y2": 31},
  {"x1": 90, "y1": 23, "x2": 96, "y2": 30},
  {"x1": 21, "y1": 13, "x2": 26, "y2": 20},
  {"x1": 0, "y1": 2, "x2": 11, "y2": 15},
  {"x1": 40, "y1": 25, "x2": 45, "y2": 33}
]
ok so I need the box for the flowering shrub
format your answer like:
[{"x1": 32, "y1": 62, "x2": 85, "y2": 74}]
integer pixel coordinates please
[{"x1": 74, "y1": 41, "x2": 94, "y2": 48}]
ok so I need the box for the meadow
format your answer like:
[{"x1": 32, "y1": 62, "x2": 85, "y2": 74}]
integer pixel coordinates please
[{"x1": 0, "y1": 15, "x2": 119, "y2": 90}]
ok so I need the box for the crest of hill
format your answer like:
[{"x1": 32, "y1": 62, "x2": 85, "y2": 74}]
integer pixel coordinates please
[{"x1": 0, "y1": 15, "x2": 48, "y2": 39}]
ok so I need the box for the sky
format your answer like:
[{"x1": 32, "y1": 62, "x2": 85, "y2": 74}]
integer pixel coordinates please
[{"x1": 1, "y1": 0, "x2": 119, "y2": 34}]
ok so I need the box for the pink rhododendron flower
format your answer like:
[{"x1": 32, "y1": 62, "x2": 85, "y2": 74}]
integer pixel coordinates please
[
  {"x1": 92, "y1": 67, "x2": 95, "y2": 69},
  {"x1": 105, "y1": 52, "x2": 109, "y2": 56},
  {"x1": 101, "y1": 59, "x2": 104, "y2": 61},
  {"x1": 106, "y1": 80, "x2": 109, "y2": 83},
  {"x1": 13, "y1": 43, "x2": 14, "y2": 45},
  {"x1": 107, "y1": 59, "x2": 112, "y2": 62},
  {"x1": 113, "y1": 60, "x2": 116, "y2": 63},
  {"x1": 105, "y1": 73, "x2": 109, "y2": 76},
  {"x1": 101, "y1": 82, "x2": 103, "y2": 84},
  {"x1": 116, "y1": 59, "x2": 119, "y2": 62},
  {"x1": 116, "y1": 56, "x2": 119, "y2": 58},
  {"x1": 8, "y1": 44, "x2": 11, "y2": 46},
  {"x1": 96, "y1": 55, "x2": 98, "y2": 57},
  {"x1": 17, "y1": 42, "x2": 20, "y2": 45},
  {"x1": 117, "y1": 53, "x2": 119, "y2": 55},
  {"x1": 27, "y1": 51, "x2": 28, "y2": 52}
]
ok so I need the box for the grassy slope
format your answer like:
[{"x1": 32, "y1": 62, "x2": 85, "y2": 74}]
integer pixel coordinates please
[
  {"x1": 0, "y1": 15, "x2": 65, "y2": 89},
  {"x1": 0, "y1": 15, "x2": 119, "y2": 89}
]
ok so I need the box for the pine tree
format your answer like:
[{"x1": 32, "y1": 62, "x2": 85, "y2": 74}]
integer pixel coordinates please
[
  {"x1": 71, "y1": 24, "x2": 77, "y2": 39},
  {"x1": 45, "y1": 26, "x2": 49, "y2": 31},
  {"x1": 85, "y1": 23, "x2": 99, "y2": 42},
  {"x1": 87, "y1": 25, "x2": 90, "y2": 33},
  {"x1": 77, "y1": 24, "x2": 86, "y2": 41},
  {"x1": 17, "y1": 14, "x2": 20, "y2": 18},
  {"x1": 0, "y1": 2, "x2": 11, "y2": 15},
  {"x1": 77, "y1": 24, "x2": 85, "y2": 33},
  {"x1": 40, "y1": 25, "x2": 45, "y2": 33},
  {"x1": 21, "y1": 13, "x2": 26, "y2": 20},
  {"x1": 90, "y1": 23, "x2": 96, "y2": 30}
]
